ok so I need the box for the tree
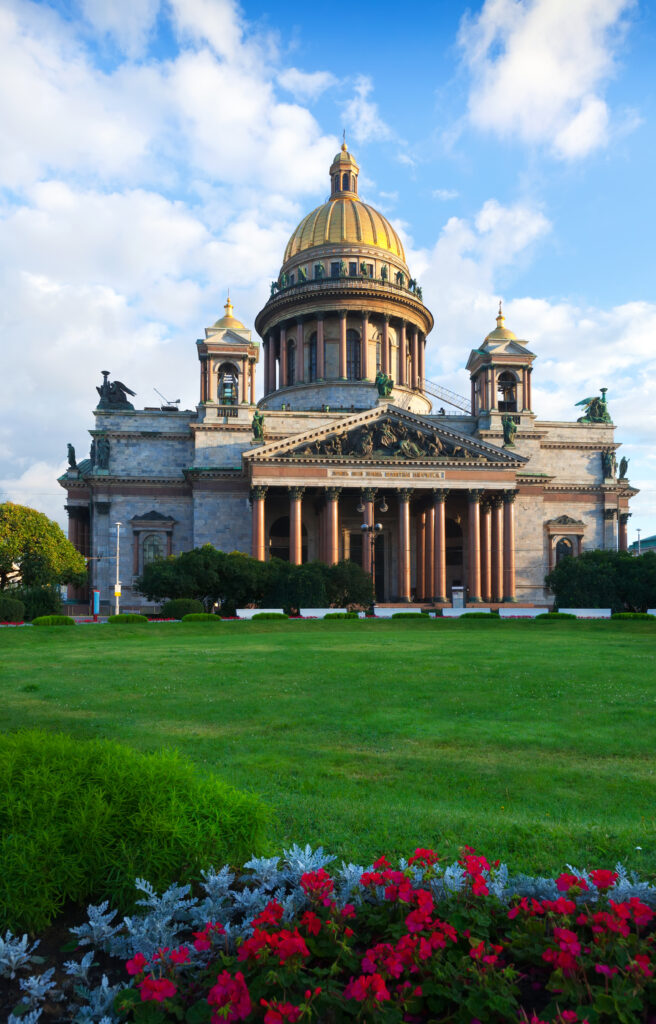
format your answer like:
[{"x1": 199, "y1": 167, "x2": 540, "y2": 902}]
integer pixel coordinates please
[
  {"x1": 0, "y1": 503, "x2": 86, "y2": 591},
  {"x1": 326, "y1": 560, "x2": 374, "y2": 609},
  {"x1": 545, "y1": 549, "x2": 656, "y2": 612}
]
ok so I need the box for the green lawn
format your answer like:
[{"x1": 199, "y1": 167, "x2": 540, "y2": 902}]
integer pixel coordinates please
[{"x1": 2, "y1": 619, "x2": 656, "y2": 875}]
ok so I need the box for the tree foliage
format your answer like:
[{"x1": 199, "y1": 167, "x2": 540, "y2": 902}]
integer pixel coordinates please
[
  {"x1": 136, "y1": 545, "x2": 374, "y2": 612},
  {"x1": 0, "y1": 503, "x2": 87, "y2": 590},
  {"x1": 545, "y1": 549, "x2": 656, "y2": 613}
]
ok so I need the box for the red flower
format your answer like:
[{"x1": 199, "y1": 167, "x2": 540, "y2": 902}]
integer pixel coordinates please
[
  {"x1": 193, "y1": 921, "x2": 226, "y2": 952},
  {"x1": 408, "y1": 848, "x2": 439, "y2": 867},
  {"x1": 207, "y1": 970, "x2": 252, "y2": 1023},
  {"x1": 595, "y1": 963, "x2": 618, "y2": 977},
  {"x1": 252, "y1": 900, "x2": 284, "y2": 928},
  {"x1": 340, "y1": 903, "x2": 356, "y2": 919},
  {"x1": 169, "y1": 945, "x2": 190, "y2": 965},
  {"x1": 373, "y1": 855, "x2": 391, "y2": 869},
  {"x1": 589, "y1": 869, "x2": 619, "y2": 890},
  {"x1": 139, "y1": 977, "x2": 177, "y2": 1002},
  {"x1": 300, "y1": 910, "x2": 322, "y2": 935},
  {"x1": 629, "y1": 897, "x2": 654, "y2": 927},
  {"x1": 300, "y1": 869, "x2": 334, "y2": 901},
  {"x1": 629, "y1": 954, "x2": 653, "y2": 978},
  {"x1": 542, "y1": 897, "x2": 576, "y2": 915},
  {"x1": 471, "y1": 874, "x2": 489, "y2": 896},
  {"x1": 126, "y1": 952, "x2": 148, "y2": 976},
  {"x1": 556, "y1": 872, "x2": 588, "y2": 893},
  {"x1": 260, "y1": 998, "x2": 302, "y2": 1023},
  {"x1": 344, "y1": 972, "x2": 391, "y2": 1003}
]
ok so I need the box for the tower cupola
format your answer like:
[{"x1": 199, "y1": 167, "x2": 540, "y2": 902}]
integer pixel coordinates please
[{"x1": 329, "y1": 142, "x2": 359, "y2": 199}]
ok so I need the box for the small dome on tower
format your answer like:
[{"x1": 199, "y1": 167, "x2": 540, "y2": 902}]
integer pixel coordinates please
[
  {"x1": 485, "y1": 302, "x2": 517, "y2": 342},
  {"x1": 213, "y1": 297, "x2": 246, "y2": 330}
]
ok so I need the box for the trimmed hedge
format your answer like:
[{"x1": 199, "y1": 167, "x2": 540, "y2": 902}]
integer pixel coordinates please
[
  {"x1": 323, "y1": 611, "x2": 359, "y2": 619},
  {"x1": 160, "y1": 598, "x2": 205, "y2": 618},
  {"x1": 611, "y1": 612, "x2": 655, "y2": 619},
  {"x1": 536, "y1": 612, "x2": 578, "y2": 620},
  {"x1": 391, "y1": 612, "x2": 427, "y2": 618},
  {"x1": 0, "y1": 731, "x2": 269, "y2": 932},
  {"x1": 32, "y1": 614, "x2": 75, "y2": 626},
  {"x1": 455, "y1": 612, "x2": 496, "y2": 619},
  {"x1": 108, "y1": 613, "x2": 149, "y2": 624},
  {"x1": 251, "y1": 612, "x2": 288, "y2": 620},
  {"x1": 181, "y1": 612, "x2": 222, "y2": 622},
  {"x1": 0, "y1": 594, "x2": 25, "y2": 622}
]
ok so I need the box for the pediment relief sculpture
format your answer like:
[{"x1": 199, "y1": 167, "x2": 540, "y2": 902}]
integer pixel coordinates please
[{"x1": 290, "y1": 418, "x2": 488, "y2": 462}]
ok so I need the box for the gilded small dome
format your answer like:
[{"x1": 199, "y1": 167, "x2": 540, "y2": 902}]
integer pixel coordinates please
[
  {"x1": 485, "y1": 302, "x2": 517, "y2": 342},
  {"x1": 213, "y1": 298, "x2": 246, "y2": 330},
  {"x1": 283, "y1": 199, "x2": 406, "y2": 263}
]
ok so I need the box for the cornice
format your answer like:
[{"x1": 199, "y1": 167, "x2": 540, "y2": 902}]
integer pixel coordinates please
[{"x1": 541, "y1": 440, "x2": 620, "y2": 451}]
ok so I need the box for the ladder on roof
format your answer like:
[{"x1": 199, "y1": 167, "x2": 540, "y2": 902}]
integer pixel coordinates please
[{"x1": 421, "y1": 378, "x2": 472, "y2": 415}]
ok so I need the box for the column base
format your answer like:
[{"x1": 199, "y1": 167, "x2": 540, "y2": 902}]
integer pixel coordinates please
[
  {"x1": 468, "y1": 597, "x2": 482, "y2": 604},
  {"x1": 433, "y1": 596, "x2": 448, "y2": 604},
  {"x1": 503, "y1": 597, "x2": 518, "y2": 603}
]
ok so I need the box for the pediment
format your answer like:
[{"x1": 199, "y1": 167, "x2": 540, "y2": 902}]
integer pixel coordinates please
[
  {"x1": 245, "y1": 406, "x2": 527, "y2": 466},
  {"x1": 546, "y1": 514, "x2": 585, "y2": 526}
]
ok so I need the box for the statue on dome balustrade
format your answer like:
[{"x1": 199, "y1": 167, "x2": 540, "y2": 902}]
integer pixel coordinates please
[{"x1": 375, "y1": 370, "x2": 393, "y2": 397}]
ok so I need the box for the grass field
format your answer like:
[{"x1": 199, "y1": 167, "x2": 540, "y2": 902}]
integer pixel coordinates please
[{"x1": 2, "y1": 619, "x2": 656, "y2": 876}]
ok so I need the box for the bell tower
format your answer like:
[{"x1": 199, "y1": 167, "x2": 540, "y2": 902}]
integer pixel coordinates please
[
  {"x1": 197, "y1": 298, "x2": 260, "y2": 408},
  {"x1": 466, "y1": 304, "x2": 536, "y2": 423}
]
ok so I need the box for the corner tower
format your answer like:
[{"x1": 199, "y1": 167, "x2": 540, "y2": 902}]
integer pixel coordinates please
[{"x1": 254, "y1": 144, "x2": 434, "y2": 414}]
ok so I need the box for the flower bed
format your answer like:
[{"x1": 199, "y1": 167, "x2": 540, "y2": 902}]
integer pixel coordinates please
[{"x1": 5, "y1": 846, "x2": 656, "y2": 1023}]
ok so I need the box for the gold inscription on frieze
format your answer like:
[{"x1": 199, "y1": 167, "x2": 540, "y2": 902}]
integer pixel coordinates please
[{"x1": 327, "y1": 469, "x2": 446, "y2": 480}]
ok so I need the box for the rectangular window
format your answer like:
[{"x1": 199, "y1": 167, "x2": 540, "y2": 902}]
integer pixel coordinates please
[
  {"x1": 367, "y1": 264, "x2": 374, "y2": 277},
  {"x1": 331, "y1": 262, "x2": 340, "y2": 278},
  {"x1": 349, "y1": 262, "x2": 357, "y2": 276}
]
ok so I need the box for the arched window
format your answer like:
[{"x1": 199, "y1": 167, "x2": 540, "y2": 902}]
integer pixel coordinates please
[
  {"x1": 217, "y1": 363, "x2": 239, "y2": 404},
  {"x1": 287, "y1": 340, "x2": 296, "y2": 386},
  {"x1": 342, "y1": 172, "x2": 350, "y2": 190},
  {"x1": 346, "y1": 329, "x2": 361, "y2": 380},
  {"x1": 143, "y1": 534, "x2": 163, "y2": 566},
  {"x1": 308, "y1": 332, "x2": 317, "y2": 382},
  {"x1": 497, "y1": 371, "x2": 518, "y2": 412},
  {"x1": 556, "y1": 537, "x2": 573, "y2": 563},
  {"x1": 376, "y1": 339, "x2": 381, "y2": 373}
]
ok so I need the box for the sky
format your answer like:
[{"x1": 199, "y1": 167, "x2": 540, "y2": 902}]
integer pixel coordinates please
[{"x1": 1, "y1": 0, "x2": 655, "y2": 543}]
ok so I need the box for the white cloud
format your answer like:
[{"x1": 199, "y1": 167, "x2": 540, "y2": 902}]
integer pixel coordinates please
[
  {"x1": 458, "y1": 0, "x2": 634, "y2": 159},
  {"x1": 432, "y1": 188, "x2": 459, "y2": 201},
  {"x1": 341, "y1": 75, "x2": 393, "y2": 144},
  {"x1": 80, "y1": 0, "x2": 160, "y2": 57},
  {"x1": 278, "y1": 67, "x2": 338, "y2": 101}
]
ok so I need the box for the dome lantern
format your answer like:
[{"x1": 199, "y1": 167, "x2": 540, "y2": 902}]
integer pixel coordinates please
[{"x1": 329, "y1": 141, "x2": 359, "y2": 199}]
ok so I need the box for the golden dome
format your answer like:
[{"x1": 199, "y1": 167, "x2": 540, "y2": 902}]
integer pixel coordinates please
[
  {"x1": 213, "y1": 297, "x2": 246, "y2": 330},
  {"x1": 485, "y1": 302, "x2": 517, "y2": 342},
  {"x1": 284, "y1": 199, "x2": 406, "y2": 262},
  {"x1": 283, "y1": 143, "x2": 406, "y2": 264}
]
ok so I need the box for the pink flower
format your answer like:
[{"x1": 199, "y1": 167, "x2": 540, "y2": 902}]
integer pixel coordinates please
[
  {"x1": 207, "y1": 970, "x2": 252, "y2": 1023},
  {"x1": 126, "y1": 952, "x2": 148, "y2": 976},
  {"x1": 260, "y1": 999, "x2": 302, "y2": 1023},
  {"x1": 595, "y1": 963, "x2": 618, "y2": 977},
  {"x1": 344, "y1": 972, "x2": 390, "y2": 1003},
  {"x1": 139, "y1": 977, "x2": 177, "y2": 1002}
]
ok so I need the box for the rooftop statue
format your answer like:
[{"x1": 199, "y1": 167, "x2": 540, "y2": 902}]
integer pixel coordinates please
[
  {"x1": 576, "y1": 387, "x2": 612, "y2": 424},
  {"x1": 67, "y1": 443, "x2": 77, "y2": 470},
  {"x1": 601, "y1": 448, "x2": 617, "y2": 479},
  {"x1": 375, "y1": 370, "x2": 394, "y2": 397},
  {"x1": 96, "y1": 371, "x2": 136, "y2": 410},
  {"x1": 252, "y1": 409, "x2": 264, "y2": 443},
  {"x1": 502, "y1": 415, "x2": 517, "y2": 447},
  {"x1": 619, "y1": 456, "x2": 629, "y2": 479}
]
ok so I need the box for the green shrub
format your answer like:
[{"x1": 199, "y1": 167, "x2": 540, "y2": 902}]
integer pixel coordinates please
[
  {"x1": 0, "y1": 594, "x2": 25, "y2": 622},
  {"x1": 323, "y1": 611, "x2": 359, "y2": 619},
  {"x1": 182, "y1": 612, "x2": 222, "y2": 622},
  {"x1": 0, "y1": 731, "x2": 269, "y2": 932},
  {"x1": 108, "y1": 613, "x2": 149, "y2": 624},
  {"x1": 251, "y1": 612, "x2": 288, "y2": 620},
  {"x1": 535, "y1": 612, "x2": 577, "y2": 620},
  {"x1": 32, "y1": 614, "x2": 75, "y2": 626},
  {"x1": 611, "y1": 612, "x2": 654, "y2": 619},
  {"x1": 160, "y1": 598, "x2": 205, "y2": 618},
  {"x1": 391, "y1": 612, "x2": 427, "y2": 619},
  {"x1": 13, "y1": 585, "x2": 61, "y2": 620},
  {"x1": 457, "y1": 612, "x2": 495, "y2": 619}
]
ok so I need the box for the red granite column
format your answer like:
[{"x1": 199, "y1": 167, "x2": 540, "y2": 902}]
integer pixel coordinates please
[
  {"x1": 481, "y1": 500, "x2": 492, "y2": 603},
  {"x1": 503, "y1": 490, "x2": 517, "y2": 602},
  {"x1": 398, "y1": 489, "x2": 412, "y2": 601},
  {"x1": 468, "y1": 490, "x2": 483, "y2": 603},
  {"x1": 289, "y1": 487, "x2": 304, "y2": 565},
  {"x1": 361, "y1": 310, "x2": 370, "y2": 380},
  {"x1": 297, "y1": 318, "x2": 305, "y2": 384},
  {"x1": 249, "y1": 360, "x2": 255, "y2": 404},
  {"x1": 425, "y1": 504, "x2": 435, "y2": 600},
  {"x1": 416, "y1": 510, "x2": 426, "y2": 600},
  {"x1": 433, "y1": 490, "x2": 448, "y2": 603},
  {"x1": 411, "y1": 326, "x2": 419, "y2": 389},
  {"x1": 339, "y1": 310, "x2": 347, "y2": 378},
  {"x1": 251, "y1": 486, "x2": 268, "y2": 561},
  {"x1": 326, "y1": 488, "x2": 341, "y2": 565},
  {"x1": 418, "y1": 333, "x2": 425, "y2": 391},
  {"x1": 619, "y1": 512, "x2": 630, "y2": 551},
  {"x1": 241, "y1": 357, "x2": 248, "y2": 403},
  {"x1": 382, "y1": 315, "x2": 390, "y2": 375},
  {"x1": 361, "y1": 488, "x2": 375, "y2": 574},
  {"x1": 316, "y1": 315, "x2": 325, "y2": 380},
  {"x1": 491, "y1": 497, "x2": 504, "y2": 601},
  {"x1": 280, "y1": 325, "x2": 288, "y2": 389},
  {"x1": 397, "y1": 322, "x2": 407, "y2": 386}
]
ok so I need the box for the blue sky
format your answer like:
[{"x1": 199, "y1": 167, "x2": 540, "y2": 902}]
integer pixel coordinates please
[{"x1": 1, "y1": 0, "x2": 654, "y2": 543}]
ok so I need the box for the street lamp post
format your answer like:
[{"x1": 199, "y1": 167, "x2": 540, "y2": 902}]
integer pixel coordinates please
[
  {"x1": 637, "y1": 528, "x2": 642, "y2": 556},
  {"x1": 114, "y1": 522, "x2": 122, "y2": 616},
  {"x1": 358, "y1": 494, "x2": 388, "y2": 615}
]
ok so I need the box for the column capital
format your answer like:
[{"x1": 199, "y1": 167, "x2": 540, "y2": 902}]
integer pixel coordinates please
[
  {"x1": 361, "y1": 487, "x2": 378, "y2": 502},
  {"x1": 338, "y1": 308, "x2": 348, "y2": 319},
  {"x1": 250, "y1": 485, "x2": 268, "y2": 502},
  {"x1": 480, "y1": 499, "x2": 492, "y2": 514},
  {"x1": 490, "y1": 495, "x2": 504, "y2": 510},
  {"x1": 503, "y1": 490, "x2": 518, "y2": 505},
  {"x1": 288, "y1": 486, "x2": 306, "y2": 500},
  {"x1": 468, "y1": 489, "x2": 484, "y2": 503},
  {"x1": 619, "y1": 512, "x2": 631, "y2": 524},
  {"x1": 432, "y1": 488, "x2": 450, "y2": 503},
  {"x1": 604, "y1": 508, "x2": 617, "y2": 520},
  {"x1": 398, "y1": 488, "x2": 413, "y2": 502},
  {"x1": 326, "y1": 487, "x2": 342, "y2": 501},
  {"x1": 315, "y1": 311, "x2": 325, "y2": 322},
  {"x1": 361, "y1": 309, "x2": 370, "y2": 319},
  {"x1": 382, "y1": 312, "x2": 391, "y2": 322}
]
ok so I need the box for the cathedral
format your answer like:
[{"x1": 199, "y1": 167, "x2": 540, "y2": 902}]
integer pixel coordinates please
[{"x1": 60, "y1": 144, "x2": 636, "y2": 610}]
